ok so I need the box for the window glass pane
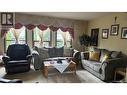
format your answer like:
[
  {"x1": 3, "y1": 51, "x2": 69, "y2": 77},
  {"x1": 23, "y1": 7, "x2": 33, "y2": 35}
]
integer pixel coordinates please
[
  {"x1": 34, "y1": 42, "x2": 40, "y2": 47},
  {"x1": 6, "y1": 29, "x2": 15, "y2": 41},
  {"x1": 43, "y1": 42, "x2": 49, "y2": 47},
  {"x1": 33, "y1": 27, "x2": 50, "y2": 47},
  {"x1": 57, "y1": 41, "x2": 64, "y2": 48},
  {"x1": 33, "y1": 27, "x2": 41, "y2": 41},
  {"x1": 6, "y1": 40, "x2": 15, "y2": 50},
  {"x1": 43, "y1": 28, "x2": 50, "y2": 41}
]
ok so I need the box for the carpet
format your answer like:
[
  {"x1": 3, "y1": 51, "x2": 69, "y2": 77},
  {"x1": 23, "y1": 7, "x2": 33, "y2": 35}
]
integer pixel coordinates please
[{"x1": 0, "y1": 66, "x2": 103, "y2": 83}]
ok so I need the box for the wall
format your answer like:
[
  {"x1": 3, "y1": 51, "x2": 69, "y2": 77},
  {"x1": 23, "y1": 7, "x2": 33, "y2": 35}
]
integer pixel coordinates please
[
  {"x1": 0, "y1": 17, "x2": 3, "y2": 54},
  {"x1": 88, "y1": 12, "x2": 127, "y2": 54},
  {"x1": 0, "y1": 13, "x2": 88, "y2": 53}
]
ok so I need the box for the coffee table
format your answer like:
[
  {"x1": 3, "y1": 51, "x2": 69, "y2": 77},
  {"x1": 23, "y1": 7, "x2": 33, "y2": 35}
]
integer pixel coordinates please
[{"x1": 43, "y1": 59, "x2": 76, "y2": 78}]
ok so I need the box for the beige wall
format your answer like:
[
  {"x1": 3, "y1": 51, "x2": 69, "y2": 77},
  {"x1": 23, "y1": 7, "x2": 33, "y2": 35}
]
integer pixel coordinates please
[
  {"x1": 0, "y1": 13, "x2": 88, "y2": 53},
  {"x1": 88, "y1": 12, "x2": 127, "y2": 55}
]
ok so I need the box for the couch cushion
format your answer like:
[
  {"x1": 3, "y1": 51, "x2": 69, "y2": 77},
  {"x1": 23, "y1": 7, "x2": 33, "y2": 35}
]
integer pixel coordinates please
[
  {"x1": 55, "y1": 47, "x2": 64, "y2": 57},
  {"x1": 89, "y1": 51, "x2": 100, "y2": 61},
  {"x1": 110, "y1": 51, "x2": 121, "y2": 58},
  {"x1": 47, "y1": 47, "x2": 56, "y2": 58},
  {"x1": 82, "y1": 60, "x2": 101, "y2": 72},
  {"x1": 38, "y1": 47, "x2": 49, "y2": 59},
  {"x1": 100, "y1": 49, "x2": 111, "y2": 62},
  {"x1": 64, "y1": 48, "x2": 73, "y2": 57}
]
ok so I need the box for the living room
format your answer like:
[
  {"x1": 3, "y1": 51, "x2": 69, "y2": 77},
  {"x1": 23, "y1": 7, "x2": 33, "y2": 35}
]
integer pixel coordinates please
[{"x1": 0, "y1": 12, "x2": 127, "y2": 83}]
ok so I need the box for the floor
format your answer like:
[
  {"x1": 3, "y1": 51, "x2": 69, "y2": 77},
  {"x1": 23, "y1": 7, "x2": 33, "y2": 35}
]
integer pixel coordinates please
[{"x1": 0, "y1": 66, "x2": 103, "y2": 83}]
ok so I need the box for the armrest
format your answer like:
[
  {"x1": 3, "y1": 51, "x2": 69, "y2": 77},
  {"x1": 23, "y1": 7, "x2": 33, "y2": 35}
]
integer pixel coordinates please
[
  {"x1": 2, "y1": 56, "x2": 10, "y2": 63},
  {"x1": 103, "y1": 58, "x2": 123, "y2": 64},
  {"x1": 81, "y1": 52, "x2": 89, "y2": 60},
  {"x1": 101, "y1": 58, "x2": 124, "y2": 69},
  {"x1": 26, "y1": 55, "x2": 33, "y2": 59},
  {"x1": 26, "y1": 55, "x2": 33, "y2": 64},
  {"x1": 31, "y1": 50, "x2": 39, "y2": 55},
  {"x1": 73, "y1": 49, "x2": 80, "y2": 59},
  {"x1": 99, "y1": 58, "x2": 124, "y2": 75}
]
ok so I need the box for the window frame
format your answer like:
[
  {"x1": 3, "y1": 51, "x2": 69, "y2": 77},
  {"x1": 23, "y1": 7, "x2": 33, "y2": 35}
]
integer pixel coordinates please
[
  {"x1": 55, "y1": 31, "x2": 72, "y2": 48},
  {"x1": 4, "y1": 28, "x2": 27, "y2": 52},
  {"x1": 32, "y1": 29, "x2": 52, "y2": 47}
]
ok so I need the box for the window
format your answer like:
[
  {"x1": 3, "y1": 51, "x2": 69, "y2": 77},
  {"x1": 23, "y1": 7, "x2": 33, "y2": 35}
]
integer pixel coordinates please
[
  {"x1": 5, "y1": 26, "x2": 26, "y2": 51},
  {"x1": 33, "y1": 27, "x2": 51, "y2": 47},
  {"x1": 56, "y1": 29, "x2": 72, "y2": 48},
  {"x1": 33, "y1": 28, "x2": 72, "y2": 48},
  {"x1": 56, "y1": 29, "x2": 64, "y2": 48},
  {"x1": 65, "y1": 31, "x2": 72, "y2": 48}
]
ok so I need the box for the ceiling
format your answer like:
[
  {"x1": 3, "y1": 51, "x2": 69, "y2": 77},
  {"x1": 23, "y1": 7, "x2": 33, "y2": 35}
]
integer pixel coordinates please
[{"x1": 23, "y1": 12, "x2": 112, "y2": 21}]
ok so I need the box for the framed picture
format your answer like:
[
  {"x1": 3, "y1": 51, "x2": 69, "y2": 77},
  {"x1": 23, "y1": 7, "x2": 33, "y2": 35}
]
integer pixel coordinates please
[
  {"x1": 121, "y1": 27, "x2": 127, "y2": 39},
  {"x1": 110, "y1": 24, "x2": 119, "y2": 36},
  {"x1": 1, "y1": 12, "x2": 14, "y2": 25},
  {"x1": 102, "y1": 29, "x2": 109, "y2": 39},
  {"x1": 90, "y1": 28, "x2": 99, "y2": 46}
]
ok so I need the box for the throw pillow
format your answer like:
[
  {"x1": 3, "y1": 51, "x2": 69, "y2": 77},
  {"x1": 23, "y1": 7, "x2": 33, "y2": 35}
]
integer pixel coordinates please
[
  {"x1": 55, "y1": 47, "x2": 64, "y2": 57},
  {"x1": 89, "y1": 51, "x2": 100, "y2": 61},
  {"x1": 101, "y1": 54, "x2": 109, "y2": 63},
  {"x1": 38, "y1": 48, "x2": 49, "y2": 59},
  {"x1": 64, "y1": 47, "x2": 73, "y2": 57},
  {"x1": 111, "y1": 51, "x2": 121, "y2": 58},
  {"x1": 100, "y1": 49, "x2": 111, "y2": 62}
]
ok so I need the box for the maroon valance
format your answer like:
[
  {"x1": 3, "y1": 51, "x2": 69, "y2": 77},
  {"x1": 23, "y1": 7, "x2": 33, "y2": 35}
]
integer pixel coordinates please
[
  {"x1": 25, "y1": 24, "x2": 36, "y2": 30},
  {"x1": 1, "y1": 23, "x2": 74, "y2": 39},
  {"x1": 59, "y1": 27, "x2": 67, "y2": 32},
  {"x1": 37, "y1": 24, "x2": 48, "y2": 31},
  {"x1": 15, "y1": 23, "x2": 23, "y2": 29},
  {"x1": 49, "y1": 26, "x2": 59, "y2": 31}
]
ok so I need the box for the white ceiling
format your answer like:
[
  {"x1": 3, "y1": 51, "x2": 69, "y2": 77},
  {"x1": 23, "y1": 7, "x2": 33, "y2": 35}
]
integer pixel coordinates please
[{"x1": 23, "y1": 12, "x2": 111, "y2": 21}]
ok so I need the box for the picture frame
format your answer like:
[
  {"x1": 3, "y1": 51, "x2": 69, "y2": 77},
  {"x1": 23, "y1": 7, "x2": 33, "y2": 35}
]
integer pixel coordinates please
[
  {"x1": 90, "y1": 28, "x2": 99, "y2": 46},
  {"x1": 110, "y1": 24, "x2": 119, "y2": 36},
  {"x1": 102, "y1": 29, "x2": 109, "y2": 39},
  {"x1": 1, "y1": 12, "x2": 14, "y2": 26},
  {"x1": 121, "y1": 27, "x2": 127, "y2": 39}
]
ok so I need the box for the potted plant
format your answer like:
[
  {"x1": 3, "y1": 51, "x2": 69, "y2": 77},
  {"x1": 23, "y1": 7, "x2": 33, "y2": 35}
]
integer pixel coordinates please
[{"x1": 79, "y1": 34, "x2": 91, "y2": 46}]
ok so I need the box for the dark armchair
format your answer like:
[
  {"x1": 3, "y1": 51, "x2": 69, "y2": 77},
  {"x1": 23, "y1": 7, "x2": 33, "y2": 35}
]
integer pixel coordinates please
[{"x1": 2, "y1": 44, "x2": 32, "y2": 74}]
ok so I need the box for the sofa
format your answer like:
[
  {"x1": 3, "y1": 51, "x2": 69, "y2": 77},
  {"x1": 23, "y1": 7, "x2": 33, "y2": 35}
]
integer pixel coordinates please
[
  {"x1": 81, "y1": 48, "x2": 126, "y2": 82},
  {"x1": 32, "y1": 46, "x2": 80, "y2": 70}
]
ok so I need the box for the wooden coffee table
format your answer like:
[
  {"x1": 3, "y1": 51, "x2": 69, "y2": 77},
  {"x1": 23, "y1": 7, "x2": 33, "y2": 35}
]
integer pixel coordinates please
[{"x1": 43, "y1": 60, "x2": 76, "y2": 78}]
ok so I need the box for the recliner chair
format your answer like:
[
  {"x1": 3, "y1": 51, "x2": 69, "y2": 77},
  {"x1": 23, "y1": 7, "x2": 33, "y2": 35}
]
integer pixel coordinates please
[{"x1": 2, "y1": 44, "x2": 32, "y2": 74}]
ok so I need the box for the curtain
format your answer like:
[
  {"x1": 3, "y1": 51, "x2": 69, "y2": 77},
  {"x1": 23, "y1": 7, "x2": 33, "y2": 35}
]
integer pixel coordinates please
[
  {"x1": 38, "y1": 29, "x2": 44, "y2": 47},
  {"x1": 60, "y1": 31, "x2": 67, "y2": 47},
  {"x1": 11, "y1": 28, "x2": 21, "y2": 44}
]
